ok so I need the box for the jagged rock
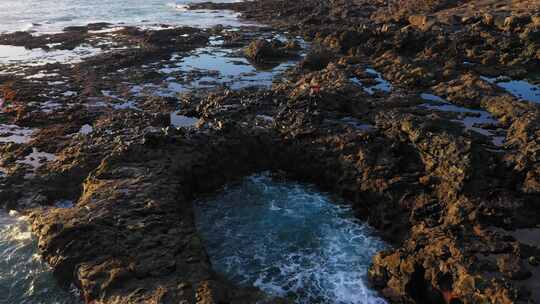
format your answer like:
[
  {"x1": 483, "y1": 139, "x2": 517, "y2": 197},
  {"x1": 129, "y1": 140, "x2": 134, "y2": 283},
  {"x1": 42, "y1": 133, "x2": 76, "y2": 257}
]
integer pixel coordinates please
[
  {"x1": 1, "y1": 1, "x2": 540, "y2": 303},
  {"x1": 408, "y1": 15, "x2": 436, "y2": 31},
  {"x1": 243, "y1": 39, "x2": 293, "y2": 63},
  {"x1": 299, "y1": 48, "x2": 334, "y2": 71}
]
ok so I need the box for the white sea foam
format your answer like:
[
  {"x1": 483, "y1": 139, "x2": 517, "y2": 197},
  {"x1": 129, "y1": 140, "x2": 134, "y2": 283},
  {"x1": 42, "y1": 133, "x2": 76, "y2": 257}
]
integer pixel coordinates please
[
  {"x1": 0, "y1": 211, "x2": 80, "y2": 303},
  {"x1": 195, "y1": 173, "x2": 388, "y2": 304},
  {"x1": 168, "y1": 3, "x2": 189, "y2": 11}
]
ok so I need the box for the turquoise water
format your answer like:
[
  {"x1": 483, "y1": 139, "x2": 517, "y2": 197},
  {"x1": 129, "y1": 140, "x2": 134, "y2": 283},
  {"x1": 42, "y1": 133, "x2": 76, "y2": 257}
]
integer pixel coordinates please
[
  {"x1": 0, "y1": 211, "x2": 80, "y2": 304},
  {"x1": 0, "y1": 0, "x2": 248, "y2": 34},
  {"x1": 194, "y1": 173, "x2": 388, "y2": 304}
]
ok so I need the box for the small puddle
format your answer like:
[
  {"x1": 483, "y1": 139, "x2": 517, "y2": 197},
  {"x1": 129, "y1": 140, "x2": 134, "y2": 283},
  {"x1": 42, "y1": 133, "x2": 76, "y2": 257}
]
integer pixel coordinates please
[
  {"x1": 0, "y1": 124, "x2": 35, "y2": 144},
  {"x1": 194, "y1": 173, "x2": 388, "y2": 304},
  {"x1": 351, "y1": 68, "x2": 392, "y2": 95},
  {"x1": 170, "y1": 111, "x2": 198, "y2": 128},
  {"x1": 0, "y1": 211, "x2": 80, "y2": 303},
  {"x1": 364, "y1": 68, "x2": 392, "y2": 94},
  {"x1": 508, "y1": 228, "x2": 540, "y2": 247},
  {"x1": 0, "y1": 44, "x2": 102, "y2": 66},
  {"x1": 481, "y1": 76, "x2": 540, "y2": 104},
  {"x1": 420, "y1": 93, "x2": 505, "y2": 146},
  {"x1": 79, "y1": 124, "x2": 93, "y2": 135},
  {"x1": 17, "y1": 148, "x2": 56, "y2": 170},
  {"x1": 340, "y1": 117, "x2": 374, "y2": 131}
]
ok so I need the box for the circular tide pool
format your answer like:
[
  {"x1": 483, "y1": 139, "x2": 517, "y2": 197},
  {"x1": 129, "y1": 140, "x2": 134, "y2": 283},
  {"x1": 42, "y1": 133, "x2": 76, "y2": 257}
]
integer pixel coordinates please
[{"x1": 194, "y1": 173, "x2": 388, "y2": 304}]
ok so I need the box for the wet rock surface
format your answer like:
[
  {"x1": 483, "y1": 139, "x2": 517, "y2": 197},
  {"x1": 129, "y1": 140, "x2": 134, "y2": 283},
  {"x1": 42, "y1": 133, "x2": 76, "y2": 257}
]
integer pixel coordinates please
[
  {"x1": 1, "y1": 1, "x2": 540, "y2": 303},
  {"x1": 243, "y1": 38, "x2": 300, "y2": 64}
]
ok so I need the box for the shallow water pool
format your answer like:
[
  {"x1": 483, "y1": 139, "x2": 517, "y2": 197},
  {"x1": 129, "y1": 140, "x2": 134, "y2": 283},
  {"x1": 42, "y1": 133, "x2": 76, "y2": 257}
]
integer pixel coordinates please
[
  {"x1": 481, "y1": 76, "x2": 540, "y2": 104},
  {"x1": 420, "y1": 93, "x2": 505, "y2": 146},
  {"x1": 0, "y1": 45, "x2": 103, "y2": 66},
  {"x1": 194, "y1": 173, "x2": 388, "y2": 304}
]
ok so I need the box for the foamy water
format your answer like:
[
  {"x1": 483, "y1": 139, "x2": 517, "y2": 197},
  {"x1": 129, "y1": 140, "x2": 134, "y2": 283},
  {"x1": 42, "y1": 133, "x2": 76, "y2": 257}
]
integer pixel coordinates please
[
  {"x1": 0, "y1": 0, "x2": 249, "y2": 34},
  {"x1": 0, "y1": 211, "x2": 80, "y2": 304},
  {"x1": 194, "y1": 173, "x2": 388, "y2": 304}
]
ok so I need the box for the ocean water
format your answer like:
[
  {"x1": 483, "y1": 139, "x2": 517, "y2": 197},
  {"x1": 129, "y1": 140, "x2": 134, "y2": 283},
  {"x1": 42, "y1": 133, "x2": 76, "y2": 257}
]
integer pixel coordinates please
[
  {"x1": 0, "y1": 211, "x2": 81, "y2": 304},
  {"x1": 0, "y1": 0, "x2": 248, "y2": 34},
  {"x1": 194, "y1": 173, "x2": 388, "y2": 304}
]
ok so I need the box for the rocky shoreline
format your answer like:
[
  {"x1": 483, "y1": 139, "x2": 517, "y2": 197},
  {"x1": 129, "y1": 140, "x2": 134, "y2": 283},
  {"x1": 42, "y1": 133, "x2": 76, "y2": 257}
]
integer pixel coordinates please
[{"x1": 1, "y1": 0, "x2": 540, "y2": 303}]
